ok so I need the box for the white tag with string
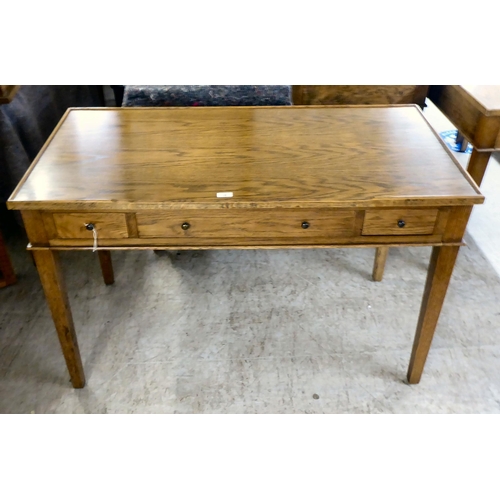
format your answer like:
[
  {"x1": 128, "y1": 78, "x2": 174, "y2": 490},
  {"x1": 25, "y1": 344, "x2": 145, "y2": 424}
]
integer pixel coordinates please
[
  {"x1": 92, "y1": 227, "x2": 98, "y2": 252},
  {"x1": 85, "y1": 223, "x2": 98, "y2": 252}
]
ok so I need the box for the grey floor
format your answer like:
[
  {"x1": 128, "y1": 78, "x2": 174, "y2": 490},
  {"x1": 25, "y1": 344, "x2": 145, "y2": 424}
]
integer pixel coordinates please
[{"x1": 1, "y1": 100, "x2": 500, "y2": 413}]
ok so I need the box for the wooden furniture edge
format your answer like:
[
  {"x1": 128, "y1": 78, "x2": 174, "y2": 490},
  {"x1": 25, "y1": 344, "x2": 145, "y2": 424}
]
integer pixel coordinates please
[
  {"x1": 7, "y1": 196, "x2": 484, "y2": 211},
  {"x1": 7, "y1": 108, "x2": 73, "y2": 202},
  {"x1": 26, "y1": 242, "x2": 465, "y2": 251},
  {"x1": 415, "y1": 106, "x2": 484, "y2": 197}
]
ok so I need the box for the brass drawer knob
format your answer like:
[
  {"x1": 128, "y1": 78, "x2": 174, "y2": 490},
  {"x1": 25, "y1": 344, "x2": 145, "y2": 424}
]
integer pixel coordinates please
[
  {"x1": 301, "y1": 221, "x2": 310, "y2": 229},
  {"x1": 397, "y1": 220, "x2": 406, "y2": 228},
  {"x1": 181, "y1": 222, "x2": 190, "y2": 230},
  {"x1": 85, "y1": 223, "x2": 95, "y2": 231}
]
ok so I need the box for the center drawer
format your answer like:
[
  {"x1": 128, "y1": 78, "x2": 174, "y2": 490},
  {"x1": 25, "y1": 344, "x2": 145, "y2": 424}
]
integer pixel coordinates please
[{"x1": 136, "y1": 209, "x2": 357, "y2": 239}]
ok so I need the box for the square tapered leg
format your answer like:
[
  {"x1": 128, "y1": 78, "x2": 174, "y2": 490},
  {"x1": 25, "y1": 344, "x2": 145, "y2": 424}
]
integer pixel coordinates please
[
  {"x1": 407, "y1": 245, "x2": 460, "y2": 384},
  {"x1": 33, "y1": 250, "x2": 85, "y2": 388}
]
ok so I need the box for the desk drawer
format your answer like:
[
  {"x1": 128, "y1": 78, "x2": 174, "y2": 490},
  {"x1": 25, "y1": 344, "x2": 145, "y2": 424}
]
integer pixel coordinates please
[
  {"x1": 136, "y1": 209, "x2": 357, "y2": 239},
  {"x1": 362, "y1": 209, "x2": 438, "y2": 236},
  {"x1": 52, "y1": 212, "x2": 129, "y2": 239}
]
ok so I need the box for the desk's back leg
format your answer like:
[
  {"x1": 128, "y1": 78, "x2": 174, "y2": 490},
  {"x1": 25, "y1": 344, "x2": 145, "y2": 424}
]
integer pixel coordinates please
[
  {"x1": 372, "y1": 247, "x2": 388, "y2": 281},
  {"x1": 407, "y1": 245, "x2": 459, "y2": 384},
  {"x1": 33, "y1": 250, "x2": 85, "y2": 388},
  {"x1": 98, "y1": 250, "x2": 114, "y2": 285}
]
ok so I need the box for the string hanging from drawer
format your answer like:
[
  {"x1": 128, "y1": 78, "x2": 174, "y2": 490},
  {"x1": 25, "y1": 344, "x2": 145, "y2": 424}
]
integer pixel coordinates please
[
  {"x1": 84, "y1": 223, "x2": 99, "y2": 252},
  {"x1": 92, "y1": 227, "x2": 98, "y2": 252}
]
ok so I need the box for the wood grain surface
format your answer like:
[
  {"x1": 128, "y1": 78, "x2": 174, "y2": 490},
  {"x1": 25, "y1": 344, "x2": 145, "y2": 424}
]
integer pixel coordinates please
[{"x1": 8, "y1": 106, "x2": 483, "y2": 211}]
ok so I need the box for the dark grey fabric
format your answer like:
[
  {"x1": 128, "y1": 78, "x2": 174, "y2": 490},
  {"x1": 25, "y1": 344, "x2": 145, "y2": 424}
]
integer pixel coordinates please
[
  {"x1": 123, "y1": 85, "x2": 292, "y2": 107},
  {"x1": 0, "y1": 86, "x2": 104, "y2": 204}
]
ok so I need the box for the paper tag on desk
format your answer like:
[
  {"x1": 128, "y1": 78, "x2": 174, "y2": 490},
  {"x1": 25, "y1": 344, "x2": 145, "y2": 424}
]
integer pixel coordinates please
[{"x1": 217, "y1": 192, "x2": 233, "y2": 198}]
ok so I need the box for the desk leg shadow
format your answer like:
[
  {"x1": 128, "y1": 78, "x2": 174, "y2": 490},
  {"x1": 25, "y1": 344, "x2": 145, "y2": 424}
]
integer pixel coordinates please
[
  {"x1": 98, "y1": 250, "x2": 114, "y2": 285},
  {"x1": 0, "y1": 229, "x2": 16, "y2": 288}
]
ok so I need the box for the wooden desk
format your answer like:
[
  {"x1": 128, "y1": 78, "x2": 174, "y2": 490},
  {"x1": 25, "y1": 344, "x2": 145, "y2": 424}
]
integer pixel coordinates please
[
  {"x1": 7, "y1": 106, "x2": 483, "y2": 388},
  {"x1": 429, "y1": 85, "x2": 500, "y2": 186}
]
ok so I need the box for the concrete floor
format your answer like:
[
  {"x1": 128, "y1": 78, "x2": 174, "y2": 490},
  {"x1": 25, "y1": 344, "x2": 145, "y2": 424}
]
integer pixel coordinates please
[{"x1": 1, "y1": 100, "x2": 500, "y2": 413}]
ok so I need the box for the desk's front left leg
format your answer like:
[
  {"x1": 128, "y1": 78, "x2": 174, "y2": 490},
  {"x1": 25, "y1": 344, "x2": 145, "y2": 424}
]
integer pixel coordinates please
[
  {"x1": 33, "y1": 250, "x2": 85, "y2": 388},
  {"x1": 407, "y1": 245, "x2": 459, "y2": 384}
]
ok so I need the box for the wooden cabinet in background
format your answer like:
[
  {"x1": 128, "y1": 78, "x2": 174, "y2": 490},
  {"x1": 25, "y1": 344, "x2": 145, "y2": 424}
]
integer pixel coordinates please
[{"x1": 292, "y1": 85, "x2": 429, "y2": 108}]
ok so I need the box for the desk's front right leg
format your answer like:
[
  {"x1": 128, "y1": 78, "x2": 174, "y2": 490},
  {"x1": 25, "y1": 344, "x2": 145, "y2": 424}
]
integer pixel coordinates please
[
  {"x1": 407, "y1": 245, "x2": 459, "y2": 384},
  {"x1": 33, "y1": 250, "x2": 85, "y2": 388}
]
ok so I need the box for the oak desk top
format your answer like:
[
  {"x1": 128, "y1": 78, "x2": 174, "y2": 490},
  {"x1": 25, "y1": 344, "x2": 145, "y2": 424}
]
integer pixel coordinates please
[{"x1": 8, "y1": 106, "x2": 483, "y2": 211}]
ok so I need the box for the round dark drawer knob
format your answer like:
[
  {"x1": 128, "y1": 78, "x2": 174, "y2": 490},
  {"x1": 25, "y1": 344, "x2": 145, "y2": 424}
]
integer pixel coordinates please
[
  {"x1": 181, "y1": 222, "x2": 190, "y2": 230},
  {"x1": 301, "y1": 221, "x2": 310, "y2": 229},
  {"x1": 85, "y1": 223, "x2": 95, "y2": 231},
  {"x1": 397, "y1": 220, "x2": 406, "y2": 228}
]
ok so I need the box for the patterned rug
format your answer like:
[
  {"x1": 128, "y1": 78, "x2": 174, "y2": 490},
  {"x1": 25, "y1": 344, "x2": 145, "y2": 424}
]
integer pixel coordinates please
[{"x1": 439, "y1": 130, "x2": 473, "y2": 154}]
